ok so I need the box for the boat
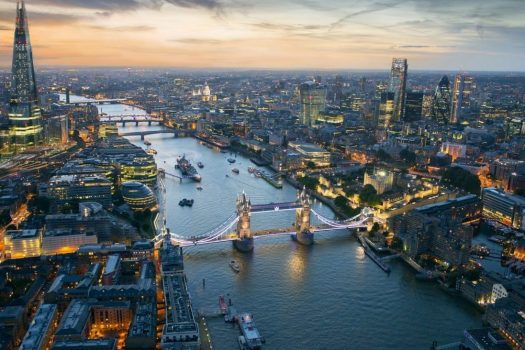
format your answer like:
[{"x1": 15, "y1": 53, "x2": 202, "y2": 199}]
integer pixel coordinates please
[
  {"x1": 248, "y1": 167, "x2": 256, "y2": 174},
  {"x1": 196, "y1": 186, "x2": 203, "y2": 191},
  {"x1": 178, "y1": 198, "x2": 194, "y2": 207},
  {"x1": 238, "y1": 313, "x2": 264, "y2": 349},
  {"x1": 254, "y1": 171, "x2": 261, "y2": 178},
  {"x1": 219, "y1": 295, "x2": 228, "y2": 315},
  {"x1": 145, "y1": 148, "x2": 157, "y2": 155},
  {"x1": 229, "y1": 260, "x2": 240, "y2": 273},
  {"x1": 228, "y1": 158, "x2": 236, "y2": 164},
  {"x1": 197, "y1": 161, "x2": 204, "y2": 168},
  {"x1": 144, "y1": 140, "x2": 151, "y2": 146},
  {"x1": 232, "y1": 168, "x2": 240, "y2": 174},
  {"x1": 176, "y1": 155, "x2": 202, "y2": 182}
]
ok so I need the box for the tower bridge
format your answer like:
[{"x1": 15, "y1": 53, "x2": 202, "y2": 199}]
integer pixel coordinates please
[{"x1": 153, "y1": 187, "x2": 378, "y2": 252}]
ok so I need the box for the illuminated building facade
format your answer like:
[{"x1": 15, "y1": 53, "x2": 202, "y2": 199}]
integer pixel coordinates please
[
  {"x1": 482, "y1": 187, "x2": 525, "y2": 229},
  {"x1": 389, "y1": 58, "x2": 408, "y2": 122},
  {"x1": 432, "y1": 75, "x2": 452, "y2": 124},
  {"x1": 441, "y1": 142, "x2": 467, "y2": 161},
  {"x1": 451, "y1": 74, "x2": 474, "y2": 124},
  {"x1": 47, "y1": 174, "x2": 113, "y2": 210},
  {"x1": 41, "y1": 229, "x2": 98, "y2": 256},
  {"x1": 4, "y1": 229, "x2": 42, "y2": 259},
  {"x1": 120, "y1": 182, "x2": 157, "y2": 212},
  {"x1": 364, "y1": 169, "x2": 394, "y2": 195},
  {"x1": 7, "y1": 1, "x2": 43, "y2": 153},
  {"x1": 378, "y1": 92, "x2": 394, "y2": 129},
  {"x1": 299, "y1": 81, "x2": 327, "y2": 127}
]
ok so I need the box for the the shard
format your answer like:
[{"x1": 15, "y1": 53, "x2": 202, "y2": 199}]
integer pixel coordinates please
[{"x1": 8, "y1": 0, "x2": 43, "y2": 152}]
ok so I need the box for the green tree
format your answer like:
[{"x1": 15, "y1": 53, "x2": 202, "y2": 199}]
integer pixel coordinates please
[
  {"x1": 334, "y1": 195, "x2": 348, "y2": 208},
  {"x1": 400, "y1": 148, "x2": 416, "y2": 164},
  {"x1": 376, "y1": 149, "x2": 391, "y2": 162},
  {"x1": 306, "y1": 161, "x2": 316, "y2": 169},
  {"x1": 441, "y1": 167, "x2": 481, "y2": 195},
  {"x1": 297, "y1": 176, "x2": 318, "y2": 191},
  {"x1": 359, "y1": 184, "x2": 381, "y2": 206}
]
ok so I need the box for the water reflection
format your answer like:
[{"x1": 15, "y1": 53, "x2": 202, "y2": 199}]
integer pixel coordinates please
[{"x1": 287, "y1": 243, "x2": 313, "y2": 283}]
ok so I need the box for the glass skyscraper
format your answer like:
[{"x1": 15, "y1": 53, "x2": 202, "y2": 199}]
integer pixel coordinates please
[
  {"x1": 8, "y1": 0, "x2": 43, "y2": 152},
  {"x1": 432, "y1": 75, "x2": 451, "y2": 125},
  {"x1": 389, "y1": 58, "x2": 408, "y2": 122},
  {"x1": 451, "y1": 74, "x2": 474, "y2": 124},
  {"x1": 299, "y1": 81, "x2": 327, "y2": 127}
]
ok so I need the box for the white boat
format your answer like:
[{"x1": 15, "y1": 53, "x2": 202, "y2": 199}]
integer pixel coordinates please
[
  {"x1": 229, "y1": 260, "x2": 240, "y2": 273},
  {"x1": 145, "y1": 148, "x2": 157, "y2": 155}
]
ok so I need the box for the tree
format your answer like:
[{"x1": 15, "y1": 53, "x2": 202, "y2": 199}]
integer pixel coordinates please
[
  {"x1": 306, "y1": 161, "x2": 316, "y2": 169},
  {"x1": 359, "y1": 184, "x2": 381, "y2": 206},
  {"x1": 514, "y1": 188, "x2": 525, "y2": 197},
  {"x1": 441, "y1": 167, "x2": 481, "y2": 195},
  {"x1": 376, "y1": 149, "x2": 391, "y2": 162},
  {"x1": 334, "y1": 196, "x2": 348, "y2": 208},
  {"x1": 297, "y1": 176, "x2": 318, "y2": 191},
  {"x1": 400, "y1": 148, "x2": 416, "y2": 164}
]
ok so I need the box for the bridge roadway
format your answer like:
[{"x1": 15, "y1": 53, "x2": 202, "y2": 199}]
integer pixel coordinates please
[
  {"x1": 174, "y1": 223, "x2": 364, "y2": 247},
  {"x1": 119, "y1": 129, "x2": 195, "y2": 139}
]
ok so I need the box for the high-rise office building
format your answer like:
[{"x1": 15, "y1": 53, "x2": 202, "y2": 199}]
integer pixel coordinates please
[
  {"x1": 432, "y1": 75, "x2": 451, "y2": 125},
  {"x1": 389, "y1": 58, "x2": 408, "y2": 122},
  {"x1": 299, "y1": 81, "x2": 327, "y2": 127},
  {"x1": 404, "y1": 91, "x2": 424, "y2": 122},
  {"x1": 451, "y1": 74, "x2": 474, "y2": 124},
  {"x1": 378, "y1": 91, "x2": 395, "y2": 129},
  {"x1": 8, "y1": 0, "x2": 43, "y2": 152}
]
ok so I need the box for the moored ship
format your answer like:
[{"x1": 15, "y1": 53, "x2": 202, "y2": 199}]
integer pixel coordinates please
[{"x1": 176, "y1": 155, "x2": 202, "y2": 182}]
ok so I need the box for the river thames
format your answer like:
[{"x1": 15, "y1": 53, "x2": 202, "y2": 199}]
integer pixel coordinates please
[{"x1": 75, "y1": 96, "x2": 482, "y2": 349}]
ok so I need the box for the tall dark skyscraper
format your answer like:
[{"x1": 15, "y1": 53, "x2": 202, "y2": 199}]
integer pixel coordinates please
[
  {"x1": 432, "y1": 75, "x2": 451, "y2": 125},
  {"x1": 389, "y1": 58, "x2": 408, "y2": 122},
  {"x1": 8, "y1": 0, "x2": 43, "y2": 152},
  {"x1": 404, "y1": 91, "x2": 424, "y2": 122}
]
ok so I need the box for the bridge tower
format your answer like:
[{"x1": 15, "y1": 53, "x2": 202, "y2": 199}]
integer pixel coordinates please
[
  {"x1": 233, "y1": 192, "x2": 254, "y2": 252},
  {"x1": 293, "y1": 187, "x2": 314, "y2": 245}
]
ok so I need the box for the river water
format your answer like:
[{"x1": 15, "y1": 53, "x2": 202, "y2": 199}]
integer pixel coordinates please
[{"x1": 75, "y1": 97, "x2": 482, "y2": 349}]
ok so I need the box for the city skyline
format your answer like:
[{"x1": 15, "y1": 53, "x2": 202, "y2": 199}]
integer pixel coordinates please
[{"x1": 0, "y1": 0, "x2": 524, "y2": 71}]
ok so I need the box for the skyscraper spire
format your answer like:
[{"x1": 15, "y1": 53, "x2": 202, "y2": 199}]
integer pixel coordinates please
[
  {"x1": 12, "y1": 0, "x2": 38, "y2": 104},
  {"x1": 7, "y1": 0, "x2": 44, "y2": 152}
]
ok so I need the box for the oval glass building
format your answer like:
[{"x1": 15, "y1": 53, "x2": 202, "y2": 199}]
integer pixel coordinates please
[{"x1": 121, "y1": 181, "x2": 157, "y2": 212}]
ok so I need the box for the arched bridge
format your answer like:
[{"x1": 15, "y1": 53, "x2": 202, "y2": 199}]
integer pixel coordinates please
[{"x1": 153, "y1": 188, "x2": 379, "y2": 252}]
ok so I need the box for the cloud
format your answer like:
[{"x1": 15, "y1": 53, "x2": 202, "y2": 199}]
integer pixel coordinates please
[
  {"x1": 89, "y1": 25, "x2": 156, "y2": 32},
  {"x1": 28, "y1": 0, "x2": 162, "y2": 11},
  {"x1": 163, "y1": 0, "x2": 223, "y2": 15}
]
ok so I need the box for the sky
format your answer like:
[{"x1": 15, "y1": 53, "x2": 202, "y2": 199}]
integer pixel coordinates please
[{"x1": 0, "y1": 0, "x2": 524, "y2": 71}]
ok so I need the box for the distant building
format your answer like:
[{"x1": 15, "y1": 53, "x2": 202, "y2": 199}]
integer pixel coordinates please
[
  {"x1": 404, "y1": 91, "x2": 423, "y2": 122},
  {"x1": 441, "y1": 142, "x2": 467, "y2": 161},
  {"x1": 288, "y1": 141, "x2": 331, "y2": 167},
  {"x1": 389, "y1": 58, "x2": 408, "y2": 122},
  {"x1": 432, "y1": 75, "x2": 451, "y2": 124},
  {"x1": 462, "y1": 328, "x2": 512, "y2": 350},
  {"x1": 378, "y1": 91, "x2": 395, "y2": 129},
  {"x1": 299, "y1": 81, "x2": 327, "y2": 127},
  {"x1": 451, "y1": 74, "x2": 474, "y2": 124}
]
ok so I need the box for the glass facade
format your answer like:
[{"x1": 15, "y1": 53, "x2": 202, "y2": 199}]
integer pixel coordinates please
[
  {"x1": 7, "y1": 0, "x2": 43, "y2": 153},
  {"x1": 432, "y1": 75, "x2": 452, "y2": 125},
  {"x1": 299, "y1": 81, "x2": 326, "y2": 127},
  {"x1": 389, "y1": 58, "x2": 408, "y2": 122}
]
